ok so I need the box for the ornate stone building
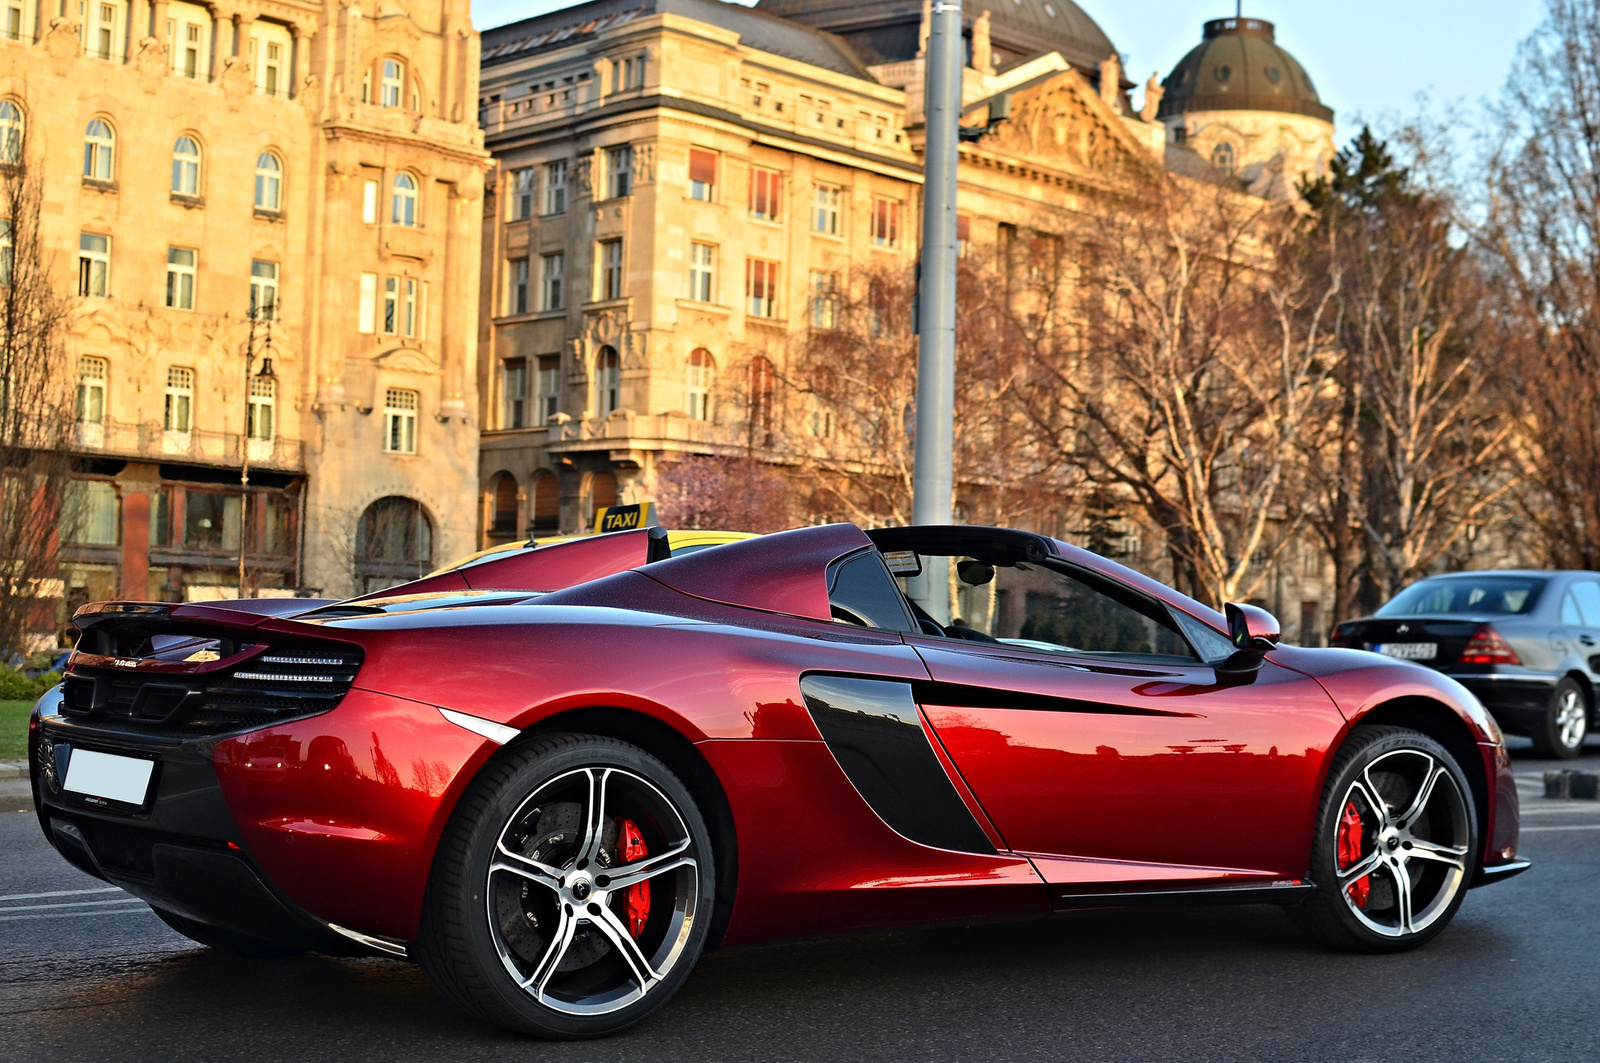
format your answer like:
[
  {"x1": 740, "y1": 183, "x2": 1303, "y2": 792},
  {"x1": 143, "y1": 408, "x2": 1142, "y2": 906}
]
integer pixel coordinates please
[{"x1": 1, "y1": 0, "x2": 487, "y2": 613}]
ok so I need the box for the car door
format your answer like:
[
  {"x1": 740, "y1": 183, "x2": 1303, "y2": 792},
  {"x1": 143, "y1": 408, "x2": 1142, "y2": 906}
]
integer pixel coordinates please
[
  {"x1": 1565, "y1": 577, "x2": 1600, "y2": 692},
  {"x1": 907, "y1": 556, "x2": 1347, "y2": 901}
]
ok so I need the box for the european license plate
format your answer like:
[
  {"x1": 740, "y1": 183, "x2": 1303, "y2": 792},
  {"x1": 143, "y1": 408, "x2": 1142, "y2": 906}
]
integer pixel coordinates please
[
  {"x1": 1376, "y1": 642, "x2": 1438, "y2": 661},
  {"x1": 62, "y1": 749, "x2": 155, "y2": 807}
]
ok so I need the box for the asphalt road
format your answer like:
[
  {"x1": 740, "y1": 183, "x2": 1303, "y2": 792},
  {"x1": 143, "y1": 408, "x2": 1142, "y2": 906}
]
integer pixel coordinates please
[{"x1": 2, "y1": 740, "x2": 1598, "y2": 1063}]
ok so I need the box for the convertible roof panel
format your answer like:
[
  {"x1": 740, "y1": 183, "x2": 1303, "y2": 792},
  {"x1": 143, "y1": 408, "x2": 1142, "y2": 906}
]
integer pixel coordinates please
[{"x1": 640, "y1": 523, "x2": 871, "y2": 621}]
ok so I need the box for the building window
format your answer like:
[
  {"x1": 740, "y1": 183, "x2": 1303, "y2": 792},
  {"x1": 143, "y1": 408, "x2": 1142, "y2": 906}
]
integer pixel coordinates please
[
  {"x1": 383, "y1": 276, "x2": 399, "y2": 333},
  {"x1": 86, "y1": 2, "x2": 120, "y2": 61},
  {"x1": 749, "y1": 168, "x2": 780, "y2": 221},
  {"x1": 83, "y1": 119, "x2": 114, "y2": 181},
  {"x1": 4, "y1": 3, "x2": 27, "y2": 44},
  {"x1": 63, "y1": 481, "x2": 120, "y2": 545},
  {"x1": 956, "y1": 213, "x2": 971, "y2": 258},
  {"x1": 381, "y1": 58, "x2": 404, "y2": 108},
  {"x1": 392, "y1": 172, "x2": 418, "y2": 226},
  {"x1": 612, "y1": 54, "x2": 644, "y2": 92},
  {"x1": 78, "y1": 233, "x2": 110, "y2": 297},
  {"x1": 164, "y1": 367, "x2": 194, "y2": 433},
  {"x1": 812, "y1": 184, "x2": 841, "y2": 235},
  {"x1": 354, "y1": 496, "x2": 433, "y2": 592},
  {"x1": 508, "y1": 258, "x2": 530, "y2": 315},
  {"x1": 688, "y1": 242, "x2": 715, "y2": 303},
  {"x1": 502, "y1": 357, "x2": 527, "y2": 429},
  {"x1": 250, "y1": 260, "x2": 278, "y2": 320},
  {"x1": 384, "y1": 388, "x2": 418, "y2": 453},
  {"x1": 490, "y1": 472, "x2": 519, "y2": 535},
  {"x1": 1211, "y1": 141, "x2": 1236, "y2": 174},
  {"x1": 362, "y1": 179, "x2": 378, "y2": 224},
  {"x1": 685, "y1": 348, "x2": 713, "y2": 421},
  {"x1": 544, "y1": 160, "x2": 567, "y2": 214},
  {"x1": 536, "y1": 355, "x2": 560, "y2": 425},
  {"x1": 540, "y1": 252, "x2": 564, "y2": 311},
  {"x1": 257, "y1": 36, "x2": 286, "y2": 96},
  {"x1": 595, "y1": 347, "x2": 620, "y2": 416},
  {"x1": 809, "y1": 270, "x2": 838, "y2": 329},
  {"x1": 871, "y1": 197, "x2": 901, "y2": 247},
  {"x1": 689, "y1": 149, "x2": 716, "y2": 201},
  {"x1": 168, "y1": 5, "x2": 210, "y2": 79},
  {"x1": 76, "y1": 357, "x2": 107, "y2": 424},
  {"x1": 254, "y1": 151, "x2": 282, "y2": 211},
  {"x1": 606, "y1": 146, "x2": 633, "y2": 199},
  {"x1": 598, "y1": 239, "x2": 623, "y2": 300},
  {"x1": 170, "y1": 136, "x2": 201, "y2": 196},
  {"x1": 531, "y1": 470, "x2": 559, "y2": 532},
  {"x1": 166, "y1": 247, "x2": 196, "y2": 310},
  {"x1": 748, "y1": 356, "x2": 775, "y2": 439},
  {"x1": 403, "y1": 278, "x2": 419, "y2": 338},
  {"x1": 248, "y1": 376, "x2": 275, "y2": 440},
  {"x1": 0, "y1": 99, "x2": 21, "y2": 164},
  {"x1": 358, "y1": 272, "x2": 377, "y2": 333},
  {"x1": 509, "y1": 167, "x2": 534, "y2": 220},
  {"x1": 746, "y1": 258, "x2": 778, "y2": 318}
]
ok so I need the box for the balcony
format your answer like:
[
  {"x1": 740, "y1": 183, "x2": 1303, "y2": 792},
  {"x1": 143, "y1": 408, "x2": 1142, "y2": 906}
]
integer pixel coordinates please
[{"x1": 71, "y1": 420, "x2": 304, "y2": 472}]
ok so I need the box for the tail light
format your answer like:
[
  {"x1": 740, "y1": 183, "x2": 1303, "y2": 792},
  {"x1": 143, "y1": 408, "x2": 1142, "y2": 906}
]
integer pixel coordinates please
[
  {"x1": 1329, "y1": 626, "x2": 1354, "y2": 648},
  {"x1": 1458, "y1": 625, "x2": 1521, "y2": 665}
]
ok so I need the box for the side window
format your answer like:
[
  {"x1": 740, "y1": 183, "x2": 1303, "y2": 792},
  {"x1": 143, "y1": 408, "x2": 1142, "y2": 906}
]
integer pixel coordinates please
[
  {"x1": 953, "y1": 559, "x2": 1197, "y2": 661},
  {"x1": 1570, "y1": 580, "x2": 1600, "y2": 626},
  {"x1": 1562, "y1": 590, "x2": 1583, "y2": 627},
  {"x1": 827, "y1": 550, "x2": 916, "y2": 633}
]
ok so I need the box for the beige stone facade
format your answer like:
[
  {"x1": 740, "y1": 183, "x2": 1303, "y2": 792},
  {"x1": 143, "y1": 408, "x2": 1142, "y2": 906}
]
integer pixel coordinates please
[{"x1": 2, "y1": 0, "x2": 487, "y2": 613}]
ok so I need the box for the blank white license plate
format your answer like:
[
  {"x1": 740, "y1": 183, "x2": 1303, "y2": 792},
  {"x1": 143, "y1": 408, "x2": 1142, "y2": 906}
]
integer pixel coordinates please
[
  {"x1": 1377, "y1": 642, "x2": 1438, "y2": 661},
  {"x1": 62, "y1": 749, "x2": 155, "y2": 806}
]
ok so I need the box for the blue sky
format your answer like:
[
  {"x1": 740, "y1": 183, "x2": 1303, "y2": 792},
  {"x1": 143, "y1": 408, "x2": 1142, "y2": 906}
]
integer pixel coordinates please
[{"x1": 470, "y1": 0, "x2": 1548, "y2": 145}]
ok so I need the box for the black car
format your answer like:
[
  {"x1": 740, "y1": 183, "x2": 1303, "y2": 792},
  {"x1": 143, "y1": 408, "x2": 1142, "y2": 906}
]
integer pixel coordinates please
[{"x1": 1332, "y1": 570, "x2": 1597, "y2": 758}]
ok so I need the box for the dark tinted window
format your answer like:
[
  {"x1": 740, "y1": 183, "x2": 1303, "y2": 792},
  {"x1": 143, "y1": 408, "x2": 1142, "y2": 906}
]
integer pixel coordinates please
[
  {"x1": 1378, "y1": 576, "x2": 1547, "y2": 617},
  {"x1": 828, "y1": 551, "x2": 916, "y2": 632}
]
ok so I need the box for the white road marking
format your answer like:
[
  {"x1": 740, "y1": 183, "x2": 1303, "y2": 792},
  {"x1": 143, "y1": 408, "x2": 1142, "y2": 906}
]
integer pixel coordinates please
[
  {"x1": 0, "y1": 899, "x2": 146, "y2": 914},
  {"x1": 0, "y1": 887, "x2": 123, "y2": 903},
  {"x1": 0, "y1": 906, "x2": 153, "y2": 923},
  {"x1": 1521, "y1": 824, "x2": 1600, "y2": 833}
]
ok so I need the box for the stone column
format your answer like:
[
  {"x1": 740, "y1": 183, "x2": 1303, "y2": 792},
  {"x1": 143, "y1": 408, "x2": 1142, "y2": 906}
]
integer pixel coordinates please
[
  {"x1": 234, "y1": 13, "x2": 254, "y2": 57},
  {"x1": 292, "y1": 28, "x2": 308, "y2": 99},
  {"x1": 114, "y1": 464, "x2": 162, "y2": 600},
  {"x1": 131, "y1": 0, "x2": 151, "y2": 44},
  {"x1": 152, "y1": 0, "x2": 169, "y2": 47}
]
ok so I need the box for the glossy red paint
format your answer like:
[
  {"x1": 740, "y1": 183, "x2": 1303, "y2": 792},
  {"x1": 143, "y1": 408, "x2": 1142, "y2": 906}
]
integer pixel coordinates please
[
  {"x1": 641, "y1": 523, "x2": 870, "y2": 621},
  {"x1": 214, "y1": 688, "x2": 494, "y2": 939}
]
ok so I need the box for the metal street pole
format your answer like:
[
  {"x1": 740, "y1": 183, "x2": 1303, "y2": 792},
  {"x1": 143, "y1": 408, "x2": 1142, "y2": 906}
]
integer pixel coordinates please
[{"x1": 911, "y1": 0, "x2": 961, "y2": 624}]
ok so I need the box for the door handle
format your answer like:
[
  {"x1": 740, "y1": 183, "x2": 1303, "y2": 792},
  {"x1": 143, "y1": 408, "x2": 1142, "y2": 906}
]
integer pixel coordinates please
[{"x1": 1581, "y1": 635, "x2": 1595, "y2": 646}]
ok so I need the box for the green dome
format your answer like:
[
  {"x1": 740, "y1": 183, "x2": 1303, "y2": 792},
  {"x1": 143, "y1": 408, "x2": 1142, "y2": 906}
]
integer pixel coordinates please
[{"x1": 1157, "y1": 17, "x2": 1332, "y2": 123}]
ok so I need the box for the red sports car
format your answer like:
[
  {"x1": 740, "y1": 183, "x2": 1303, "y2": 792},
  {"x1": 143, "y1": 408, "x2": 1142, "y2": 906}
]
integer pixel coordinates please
[{"x1": 29, "y1": 524, "x2": 1527, "y2": 1038}]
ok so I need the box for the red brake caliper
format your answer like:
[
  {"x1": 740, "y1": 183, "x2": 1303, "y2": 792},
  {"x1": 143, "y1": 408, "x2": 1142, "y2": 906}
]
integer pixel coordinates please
[
  {"x1": 619, "y1": 819, "x2": 651, "y2": 939},
  {"x1": 1337, "y1": 800, "x2": 1370, "y2": 909}
]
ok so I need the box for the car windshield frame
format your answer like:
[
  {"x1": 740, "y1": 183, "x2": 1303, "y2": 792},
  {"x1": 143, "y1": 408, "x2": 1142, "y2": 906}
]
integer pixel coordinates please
[{"x1": 1376, "y1": 575, "x2": 1549, "y2": 618}]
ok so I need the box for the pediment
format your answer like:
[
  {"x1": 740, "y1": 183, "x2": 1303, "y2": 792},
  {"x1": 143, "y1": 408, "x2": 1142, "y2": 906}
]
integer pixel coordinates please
[
  {"x1": 979, "y1": 69, "x2": 1156, "y2": 178},
  {"x1": 374, "y1": 346, "x2": 437, "y2": 373}
]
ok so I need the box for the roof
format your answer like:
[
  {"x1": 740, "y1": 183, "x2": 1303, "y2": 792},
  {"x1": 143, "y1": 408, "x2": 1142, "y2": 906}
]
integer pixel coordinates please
[
  {"x1": 755, "y1": 0, "x2": 1117, "y2": 74},
  {"x1": 1157, "y1": 17, "x2": 1332, "y2": 123},
  {"x1": 481, "y1": 0, "x2": 876, "y2": 81}
]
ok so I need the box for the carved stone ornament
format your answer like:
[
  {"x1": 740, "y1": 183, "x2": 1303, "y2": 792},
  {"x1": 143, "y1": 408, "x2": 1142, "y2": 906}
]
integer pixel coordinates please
[
  {"x1": 987, "y1": 80, "x2": 1120, "y2": 172},
  {"x1": 220, "y1": 56, "x2": 254, "y2": 97},
  {"x1": 632, "y1": 144, "x2": 655, "y2": 185},
  {"x1": 574, "y1": 154, "x2": 593, "y2": 197},
  {"x1": 133, "y1": 37, "x2": 168, "y2": 80}
]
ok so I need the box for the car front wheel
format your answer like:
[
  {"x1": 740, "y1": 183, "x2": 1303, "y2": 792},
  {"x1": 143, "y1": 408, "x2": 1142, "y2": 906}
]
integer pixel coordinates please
[
  {"x1": 1532, "y1": 677, "x2": 1589, "y2": 759},
  {"x1": 1290, "y1": 726, "x2": 1478, "y2": 952},
  {"x1": 417, "y1": 733, "x2": 715, "y2": 1039}
]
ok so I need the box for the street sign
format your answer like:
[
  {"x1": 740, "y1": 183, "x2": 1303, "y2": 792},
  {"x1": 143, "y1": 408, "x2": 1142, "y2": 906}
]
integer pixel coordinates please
[{"x1": 594, "y1": 502, "x2": 657, "y2": 533}]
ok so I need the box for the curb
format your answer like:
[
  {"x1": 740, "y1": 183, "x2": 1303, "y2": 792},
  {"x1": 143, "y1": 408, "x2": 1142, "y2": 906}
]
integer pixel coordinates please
[{"x1": 0, "y1": 761, "x2": 27, "y2": 782}]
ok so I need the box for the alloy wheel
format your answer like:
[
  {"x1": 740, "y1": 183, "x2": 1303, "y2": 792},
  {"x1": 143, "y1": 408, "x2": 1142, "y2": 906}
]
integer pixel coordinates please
[{"x1": 1556, "y1": 688, "x2": 1587, "y2": 751}]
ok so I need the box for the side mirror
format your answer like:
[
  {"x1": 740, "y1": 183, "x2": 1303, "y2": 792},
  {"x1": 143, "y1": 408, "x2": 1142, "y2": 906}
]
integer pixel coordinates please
[{"x1": 1225, "y1": 602, "x2": 1281, "y2": 651}]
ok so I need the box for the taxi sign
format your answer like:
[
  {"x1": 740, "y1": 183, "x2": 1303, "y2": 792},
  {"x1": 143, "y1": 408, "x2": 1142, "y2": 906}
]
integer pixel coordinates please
[{"x1": 594, "y1": 502, "x2": 657, "y2": 533}]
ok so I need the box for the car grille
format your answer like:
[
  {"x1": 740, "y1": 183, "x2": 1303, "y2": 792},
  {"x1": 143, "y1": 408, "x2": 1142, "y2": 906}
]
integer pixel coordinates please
[{"x1": 59, "y1": 648, "x2": 363, "y2": 736}]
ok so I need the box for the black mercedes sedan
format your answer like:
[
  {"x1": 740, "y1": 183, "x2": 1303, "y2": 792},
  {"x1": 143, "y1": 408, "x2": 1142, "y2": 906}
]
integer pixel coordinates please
[{"x1": 1332, "y1": 571, "x2": 1599, "y2": 758}]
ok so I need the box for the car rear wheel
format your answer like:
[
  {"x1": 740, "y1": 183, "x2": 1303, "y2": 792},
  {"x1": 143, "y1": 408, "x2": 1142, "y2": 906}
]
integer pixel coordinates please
[
  {"x1": 417, "y1": 733, "x2": 714, "y2": 1039},
  {"x1": 151, "y1": 907, "x2": 304, "y2": 958},
  {"x1": 1531, "y1": 678, "x2": 1589, "y2": 759},
  {"x1": 1290, "y1": 726, "x2": 1478, "y2": 952}
]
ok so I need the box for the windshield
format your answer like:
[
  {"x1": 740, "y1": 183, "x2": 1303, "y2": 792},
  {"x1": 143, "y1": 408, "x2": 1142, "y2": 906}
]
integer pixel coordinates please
[{"x1": 1377, "y1": 576, "x2": 1547, "y2": 617}]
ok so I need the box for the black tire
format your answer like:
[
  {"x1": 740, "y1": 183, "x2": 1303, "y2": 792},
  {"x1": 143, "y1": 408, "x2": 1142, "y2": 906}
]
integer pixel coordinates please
[
  {"x1": 1289, "y1": 726, "x2": 1478, "y2": 953},
  {"x1": 1530, "y1": 677, "x2": 1589, "y2": 759},
  {"x1": 416, "y1": 733, "x2": 715, "y2": 1039},
  {"x1": 151, "y1": 906, "x2": 304, "y2": 958}
]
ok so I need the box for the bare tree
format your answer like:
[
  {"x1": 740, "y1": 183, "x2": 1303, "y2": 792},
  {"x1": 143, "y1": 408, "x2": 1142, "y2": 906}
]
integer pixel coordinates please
[
  {"x1": 0, "y1": 120, "x2": 72, "y2": 658},
  {"x1": 654, "y1": 454, "x2": 793, "y2": 532}
]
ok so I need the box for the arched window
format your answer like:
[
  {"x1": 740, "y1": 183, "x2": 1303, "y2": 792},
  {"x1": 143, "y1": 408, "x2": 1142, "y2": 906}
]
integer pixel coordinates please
[
  {"x1": 0, "y1": 101, "x2": 22, "y2": 165},
  {"x1": 171, "y1": 136, "x2": 200, "y2": 195},
  {"x1": 391, "y1": 172, "x2": 417, "y2": 226},
  {"x1": 353, "y1": 496, "x2": 434, "y2": 593},
  {"x1": 590, "y1": 471, "x2": 617, "y2": 527},
  {"x1": 531, "y1": 471, "x2": 560, "y2": 533},
  {"x1": 1211, "y1": 141, "x2": 1236, "y2": 175},
  {"x1": 595, "y1": 346, "x2": 620, "y2": 416},
  {"x1": 83, "y1": 119, "x2": 114, "y2": 181},
  {"x1": 381, "y1": 58, "x2": 404, "y2": 108},
  {"x1": 685, "y1": 348, "x2": 713, "y2": 421},
  {"x1": 489, "y1": 472, "x2": 519, "y2": 536},
  {"x1": 254, "y1": 151, "x2": 282, "y2": 211}
]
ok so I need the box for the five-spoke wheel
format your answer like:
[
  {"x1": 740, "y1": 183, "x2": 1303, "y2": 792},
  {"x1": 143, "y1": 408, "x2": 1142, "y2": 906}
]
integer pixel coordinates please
[
  {"x1": 417, "y1": 734, "x2": 714, "y2": 1038},
  {"x1": 1292, "y1": 726, "x2": 1478, "y2": 951},
  {"x1": 1533, "y1": 677, "x2": 1590, "y2": 759}
]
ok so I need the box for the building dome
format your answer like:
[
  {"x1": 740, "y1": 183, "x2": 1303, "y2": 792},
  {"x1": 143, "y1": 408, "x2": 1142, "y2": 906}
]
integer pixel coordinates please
[
  {"x1": 756, "y1": 0, "x2": 1116, "y2": 74},
  {"x1": 1157, "y1": 17, "x2": 1331, "y2": 122}
]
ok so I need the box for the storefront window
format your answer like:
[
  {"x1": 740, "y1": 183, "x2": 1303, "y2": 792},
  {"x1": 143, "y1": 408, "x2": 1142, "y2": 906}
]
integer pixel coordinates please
[
  {"x1": 62, "y1": 480, "x2": 119, "y2": 545},
  {"x1": 183, "y1": 490, "x2": 241, "y2": 551}
]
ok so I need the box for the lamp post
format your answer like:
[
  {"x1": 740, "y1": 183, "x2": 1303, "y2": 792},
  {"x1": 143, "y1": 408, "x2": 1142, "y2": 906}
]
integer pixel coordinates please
[{"x1": 238, "y1": 301, "x2": 276, "y2": 598}]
